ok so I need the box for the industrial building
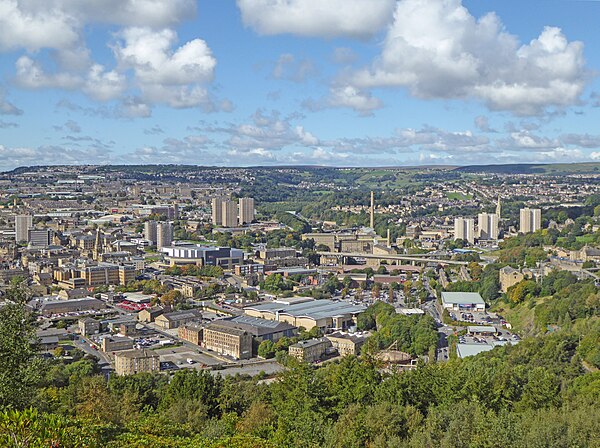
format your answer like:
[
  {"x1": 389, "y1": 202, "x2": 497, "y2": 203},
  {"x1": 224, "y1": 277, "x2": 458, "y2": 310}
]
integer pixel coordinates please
[
  {"x1": 441, "y1": 292, "x2": 486, "y2": 312},
  {"x1": 244, "y1": 298, "x2": 366, "y2": 331}
]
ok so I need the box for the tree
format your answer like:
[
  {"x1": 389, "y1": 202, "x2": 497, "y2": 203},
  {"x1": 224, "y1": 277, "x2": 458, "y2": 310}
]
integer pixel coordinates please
[
  {"x1": 257, "y1": 340, "x2": 276, "y2": 359},
  {"x1": 0, "y1": 279, "x2": 42, "y2": 410}
]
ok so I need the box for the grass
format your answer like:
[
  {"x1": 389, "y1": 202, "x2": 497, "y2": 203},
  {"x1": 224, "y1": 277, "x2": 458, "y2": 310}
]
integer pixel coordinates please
[
  {"x1": 446, "y1": 191, "x2": 473, "y2": 200},
  {"x1": 490, "y1": 296, "x2": 548, "y2": 336}
]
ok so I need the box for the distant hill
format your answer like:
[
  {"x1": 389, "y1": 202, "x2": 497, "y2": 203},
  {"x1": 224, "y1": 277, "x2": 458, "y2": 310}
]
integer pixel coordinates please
[{"x1": 454, "y1": 162, "x2": 600, "y2": 175}]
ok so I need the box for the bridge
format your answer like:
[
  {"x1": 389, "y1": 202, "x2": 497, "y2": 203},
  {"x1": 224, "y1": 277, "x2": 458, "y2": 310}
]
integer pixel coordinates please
[{"x1": 317, "y1": 251, "x2": 469, "y2": 266}]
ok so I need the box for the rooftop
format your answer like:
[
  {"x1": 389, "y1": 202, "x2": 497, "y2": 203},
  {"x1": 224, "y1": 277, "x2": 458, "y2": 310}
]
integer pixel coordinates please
[
  {"x1": 456, "y1": 343, "x2": 494, "y2": 358},
  {"x1": 441, "y1": 292, "x2": 485, "y2": 305},
  {"x1": 245, "y1": 299, "x2": 366, "y2": 320}
]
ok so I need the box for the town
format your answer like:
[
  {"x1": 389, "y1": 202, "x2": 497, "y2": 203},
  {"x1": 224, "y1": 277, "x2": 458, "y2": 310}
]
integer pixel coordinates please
[{"x1": 0, "y1": 164, "x2": 596, "y2": 380}]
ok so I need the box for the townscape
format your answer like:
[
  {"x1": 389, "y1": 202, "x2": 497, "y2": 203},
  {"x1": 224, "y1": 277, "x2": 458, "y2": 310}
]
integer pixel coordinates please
[{"x1": 1, "y1": 163, "x2": 599, "y2": 446}]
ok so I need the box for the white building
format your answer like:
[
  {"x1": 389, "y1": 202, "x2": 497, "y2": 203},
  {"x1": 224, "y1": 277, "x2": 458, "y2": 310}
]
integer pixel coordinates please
[
  {"x1": 478, "y1": 212, "x2": 499, "y2": 240},
  {"x1": 519, "y1": 208, "x2": 541, "y2": 233},
  {"x1": 454, "y1": 217, "x2": 475, "y2": 244},
  {"x1": 441, "y1": 292, "x2": 486, "y2": 312},
  {"x1": 28, "y1": 229, "x2": 52, "y2": 247}
]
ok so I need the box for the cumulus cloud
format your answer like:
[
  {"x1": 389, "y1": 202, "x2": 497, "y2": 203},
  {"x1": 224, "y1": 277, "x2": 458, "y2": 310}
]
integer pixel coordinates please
[
  {"x1": 2, "y1": 1, "x2": 220, "y2": 112},
  {"x1": 304, "y1": 85, "x2": 383, "y2": 116},
  {"x1": 15, "y1": 56, "x2": 127, "y2": 101},
  {"x1": 352, "y1": 0, "x2": 587, "y2": 116},
  {"x1": 272, "y1": 54, "x2": 316, "y2": 82},
  {"x1": 0, "y1": 0, "x2": 195, "y2": 52},
  {"x1": 206, "y1": 109, "x2": 320, "y2": 152},
  {"x1": 113, "y1": 27, "x2": 217, "y2": 109},
  {"x1": 237, "y1": 0, "x2": 396, "y2": 38}
]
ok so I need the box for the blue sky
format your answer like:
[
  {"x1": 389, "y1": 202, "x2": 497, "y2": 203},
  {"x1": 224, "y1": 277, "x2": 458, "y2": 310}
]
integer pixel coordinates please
[{"x1": 1, "y1": 0, "x2": 600, "y2": 169}]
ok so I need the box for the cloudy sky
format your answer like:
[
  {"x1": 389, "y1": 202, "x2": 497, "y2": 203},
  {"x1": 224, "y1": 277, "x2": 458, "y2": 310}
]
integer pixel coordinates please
[{"x1": 1, "y1": 0, "x2": 600, "y2": 169}]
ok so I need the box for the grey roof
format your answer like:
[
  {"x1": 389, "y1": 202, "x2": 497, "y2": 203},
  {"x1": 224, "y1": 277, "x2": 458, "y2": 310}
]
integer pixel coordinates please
[
  {"x1": 456, "y1": 343, "x2": 493, "y2": 358},
  {"x1": 441, "y1": 292, "x2": 485, "y2": 305},
  {"x1": 160, "y1": 309, "x2": 202, "y2": 321},
  {"x1": 229, "y1": 315, "x2": 297, "y2": 336},
  {"x1": 290, "y1": 337, "x2": 330, "y2": 349},
  {"x1": 467, "y1": 325, "x2": 497, "y2": 333},
  {"x1": 245, "y1": 299, "x2": 366, "y2": 320}
]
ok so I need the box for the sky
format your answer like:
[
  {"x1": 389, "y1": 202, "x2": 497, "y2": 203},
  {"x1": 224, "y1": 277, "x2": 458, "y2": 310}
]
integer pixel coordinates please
[{"x1": 1, "y1": 0, "x2": 600, "y2": 169}]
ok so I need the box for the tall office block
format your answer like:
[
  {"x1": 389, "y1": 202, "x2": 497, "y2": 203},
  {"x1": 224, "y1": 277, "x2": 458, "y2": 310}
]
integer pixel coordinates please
[
  {"x1": 144, "y1": 220, "x2": 157, "y2": 245},
  {"x1": 28, "y1": 229, "x2": 52, "y2": 247},
  {"x1": 15, "y1": 215, "x2": 33, "y2": 243},
  {"x1": 478, "y1": 213, "x2": 499, "y2": 240},
  {"x1": 454, "y1": 217, "x2": 475, "y2": 244},
  {"x1": 211, "y1": 198, "x2": 223, "y2": 226},
  {"x1": 222, "y1": 200, "x2": 238, "y2": 228},
  {"x1": 156, "y1": 222, "x2": 173, "y2": 250},
  {"x1": 238, "y1": 197, "x2": 255, "y2": 225},
  {"x1": 519, "y1": 208, "x2": 541, "y2": 233}
]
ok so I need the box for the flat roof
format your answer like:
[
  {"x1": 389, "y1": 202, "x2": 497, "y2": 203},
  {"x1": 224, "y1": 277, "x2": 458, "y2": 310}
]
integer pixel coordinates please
[
  {"x1": 441, "y1": 292, "x2": 485, "y2": 305},
  {"x1": 468, "y1": 326, "x2": 497, "y2": 333},
  {"x1": 245, "y1": 299, "x2": 366, "y2": 321},
  {"x1": 456, "y1": 343, "x2": 493, "y2": 358}
]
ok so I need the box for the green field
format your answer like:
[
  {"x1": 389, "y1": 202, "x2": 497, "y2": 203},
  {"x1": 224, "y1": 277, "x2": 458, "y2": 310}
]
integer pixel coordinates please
[{"x1": 446, "y1": 191, "x2": 473, "y2": 200}]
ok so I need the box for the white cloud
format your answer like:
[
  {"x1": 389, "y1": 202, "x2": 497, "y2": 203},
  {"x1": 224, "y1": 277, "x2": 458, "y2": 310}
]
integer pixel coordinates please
[
  {"x1": 208, "y1": 109, "x2": 321, "y2": 152},
  {"x1": 113, "y1": 27, "x2": 217, "y2": 109},
  {"x1": 237, "y1": 0, "x2": 396, "y2": 38},
  {"x1": 305, "y1": 85, "x2": 383, "y2": 116},
  {"x1": 15, "y1": 56, "x2": 127, "y2": 102},
  {"x1": 0, "y1": 0, "x2": 195, "y2": 52},
  {"x1": 352, "y1": 0, "x2": 587, "y2": 115}
]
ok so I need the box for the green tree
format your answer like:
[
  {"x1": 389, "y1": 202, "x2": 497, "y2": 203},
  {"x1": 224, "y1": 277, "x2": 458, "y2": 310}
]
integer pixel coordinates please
[{"x1": 0, "y1": 279, "x2": 42, "y2": 410}]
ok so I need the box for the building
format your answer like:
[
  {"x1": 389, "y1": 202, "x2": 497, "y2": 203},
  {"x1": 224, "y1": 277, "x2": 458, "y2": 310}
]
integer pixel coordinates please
[
  {"x1": 15, "y1": 215, "x2": 33, "y2": 243},
  {"x1": 144, "y1": 220, "x2": 157, "y2": 245},
  {"x1": 467, "y1": 326, "x2": 497, "y2": 336},
  {"x1": 244, "y1": 299, "x2": 366, "y2": 332},
  {"x1": 441, "y1": 292, "x2": 486, "y2": 312},
  {"x1": 238, "y1": 197, "x2": 255, "y2": 225},
  {"x1": 326, "y1": 332, "x2": 368, "y2": 356},
  {"x1": 156, "y1": 222, "x2": 173, "y2": 250},
  {"x1": 570, "y1": 245, "x2": 600, "y2": 263},
  {"x1": 162, "y1": 245, "x2": 244, "y2": 268},
  {"x1": 39, "y1": 297, "x2": 105, "y2": 317},
  {"x1": 203, "y1": 323, "x2": 253, "y2": 360},
  {"x1": 454, "y1": 218, "x2": 475, "y2": 244},
  {"x1": 178, "y1": 322, "x2": 204, "y2": 345},
  {"x1": 114, "y1": 349, "x2": 160, "y2": 376},
  {"x1": 456, "y1": 343, "x2": 494, "y2": 358},
  {"x1": 520, "y1": 208, "x2": 541, "y2": 233},
  {"x1": 28, "y1": 229, "x2": 53, "y2": 247},
  {"x1": 226, "y1": 315, "x2": 298, "y2": 342},
  {"x1": 79, "y1": 318, "x2": 101, "y2": 336},
  {"x1": 222, "y1": 200, "x2": 238, "y2": 227},
  {"x1": 155, "y1": 309, "x2": 203, "y2": 329},
  {"x1": 288, "y1": 337, "x2": 331, "y2": 362},
  {"x1": 478, "y1": 213, "x2": 499, "y2": 240},
  {"x1": 499, "y1": 266, "x2": 525, "y2": 293},
  {"x1": 211, "y1": 197, "x2": 223, "y2": 225},
  {"x1": 101, "y1": 336, "x2": 134, "y2": 353},
  {"x1": 137, "y1": 306, "x2": 164, "y2": 323}
]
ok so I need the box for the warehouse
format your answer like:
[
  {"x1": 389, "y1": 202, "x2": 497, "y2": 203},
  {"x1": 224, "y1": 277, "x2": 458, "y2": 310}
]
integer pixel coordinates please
[
  {"x1": 244, "y1": 299, "x2": 366, "y2": 331},
  {"x1": 441, "y1": 292, "x2": 486, "y2": 312}
]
